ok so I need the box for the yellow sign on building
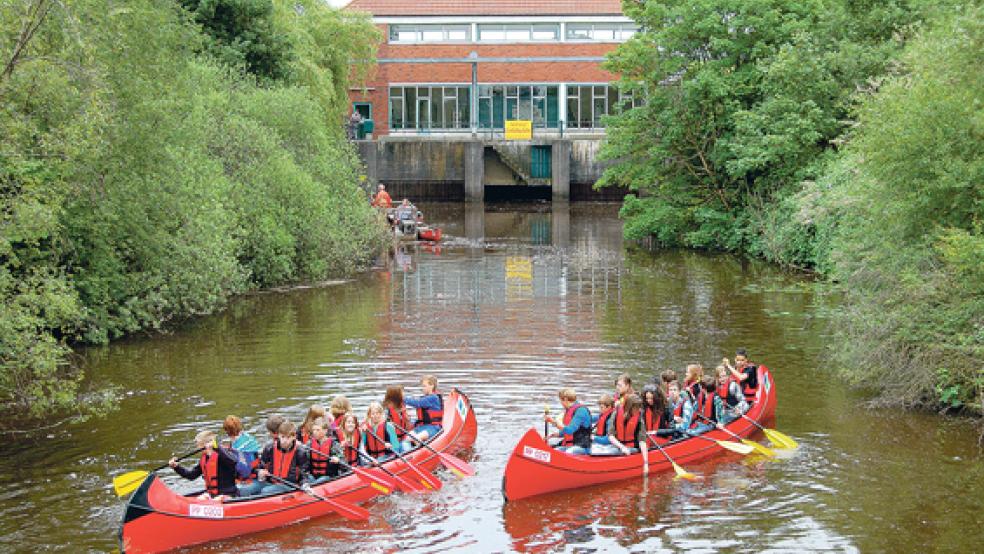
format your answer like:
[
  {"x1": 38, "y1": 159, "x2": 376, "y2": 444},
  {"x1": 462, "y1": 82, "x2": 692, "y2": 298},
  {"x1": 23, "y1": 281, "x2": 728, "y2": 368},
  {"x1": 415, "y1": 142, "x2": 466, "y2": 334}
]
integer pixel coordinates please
[{"x1": 504, "y1": 120, "x2": 532, "y2": 140}]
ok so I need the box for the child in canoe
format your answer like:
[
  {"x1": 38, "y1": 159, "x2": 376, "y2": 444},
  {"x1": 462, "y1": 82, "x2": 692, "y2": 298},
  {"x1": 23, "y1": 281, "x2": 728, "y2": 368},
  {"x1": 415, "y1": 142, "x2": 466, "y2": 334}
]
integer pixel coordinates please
[
  {"x1": 384, "y1": 385, "x2": 414, "y2": 451},
  {"x1": 592, "y1": 394, "x2": 616, "y2": 446},
  {"x1": 254, "y1": 420, "x2": 310, "y2": 495},
  {"x1": 306, "y1": 417, "x2": 343, "y2": 484},
  {"x1": 330, "y1": 395, "x2": 352, "y2": 429},
  {"x1": 169, "y1": 430, "x2": 240, "y2": 500},
  {"x1": 298, "y1": 405, "x2": 328, "y2": 443},
  {"x1": 362, "y1": 401, "x2": 403, "y2": 462},
  {"x1": 725, "y1": 348, "x2": 759, "y2": 404},
  {"x1": 599, "y1": 394, "x2": 649, "y2": 474},
  {"x1": 715, "y1": 364, "x2": 748, "y2": 422},
  {"x1": 641, "y1": 384, "x2": 671, "y2": 434},
  {"x1": 223, "y1": 415, "x2": 259, "y2": 479},
  {"x1": 683, "y1": 363, "x2": 703, "y2": 400},
  {"x1": 685, "y1": 376, "x2": 728, "y2": 435},
  {"x1": 336, "y1": 413, "x2": 363, "y2": 467},
  {"x1": 614, "y1": 373, "x2": 635, "y2": 405},
  {"x1": 544, "y1": 388, "x2": 593, "y2": 454},
  {"x1": 405, "y1": 375, "x2": 444, "y2": 440}
]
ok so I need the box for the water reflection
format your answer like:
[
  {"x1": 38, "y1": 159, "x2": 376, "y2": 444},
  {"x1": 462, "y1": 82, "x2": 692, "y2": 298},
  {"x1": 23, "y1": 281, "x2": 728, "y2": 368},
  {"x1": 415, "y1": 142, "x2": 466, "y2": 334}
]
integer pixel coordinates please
[{"x1": 1, "y1": 202, "x2": 982, "y2": 552}]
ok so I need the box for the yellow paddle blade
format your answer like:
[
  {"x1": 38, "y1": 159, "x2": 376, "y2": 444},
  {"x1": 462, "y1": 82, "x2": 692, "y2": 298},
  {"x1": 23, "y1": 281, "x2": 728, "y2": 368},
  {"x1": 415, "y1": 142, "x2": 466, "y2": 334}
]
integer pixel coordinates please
[
  {"x1": 671, "y1": 463, "x2": 698, "y2": 481},
  {"x1": 742, "y1": 439, "x2": 776, "y2": 457},
  {"x1": 113, "y1": 470, "x2": 149, "y2": 497},
  {"x1": 370, "y1": 482, "x2": 391, "y2": 495},
  {"x1": 421, "y1": 479, "x2": 433, "y2": 490},
  {"x1": 763, "y1": 428, "x2": 799, "y2": 449},
  {"x1": 450, "y1": 468, "x2": 465, "y2": 479},
  {"x1": 714, "y1": 440, "x2": 756, "y2": 455}
]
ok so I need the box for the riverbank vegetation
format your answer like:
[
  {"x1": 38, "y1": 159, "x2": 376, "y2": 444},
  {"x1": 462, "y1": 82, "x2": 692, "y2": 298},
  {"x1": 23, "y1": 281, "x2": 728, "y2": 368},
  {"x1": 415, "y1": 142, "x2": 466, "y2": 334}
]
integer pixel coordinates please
[
  {"x1": 603, "y1": 1, "x2": 982, "y2": 413},
  {"x1": 0, "y1": 0, "x2": 384, "y2": 427}
]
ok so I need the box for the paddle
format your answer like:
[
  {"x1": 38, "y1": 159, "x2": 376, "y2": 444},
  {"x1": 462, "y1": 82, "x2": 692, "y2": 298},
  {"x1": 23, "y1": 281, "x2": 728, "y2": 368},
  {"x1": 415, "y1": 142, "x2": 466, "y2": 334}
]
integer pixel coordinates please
[
  {"x1": 682, "y1": 431, "x2": 756, "y2": 455},
  {"x1": 543, "y1": 406, "x2": 550, "y2": 440},
  {"x1": 347, "y1": 445, "x2": 427, "y2": 494},
  {"x1": 644, "y1": 433, "x2": 697, "y2": 480},
  {"x1": 364, "y1": 426, "x2": 442, "y2": 491},
  {"x1": 264, "y1": 475, "x2": 369, "y2": 521},
  {"x1": 113, "y1": 447, "x2": 204, "y2": 497},
  {"x1": 695, "y1": 414, "x2": 776, "y2": 457},
  {"x1": 390, "y1": 422, "x2": 476, "y2": 478},
  {"x1": 736, "y1": 412, "x2": 799, "y2": 449},
  {"x1": 295, "y1": 442, "x2": 396, "y2": 495}
]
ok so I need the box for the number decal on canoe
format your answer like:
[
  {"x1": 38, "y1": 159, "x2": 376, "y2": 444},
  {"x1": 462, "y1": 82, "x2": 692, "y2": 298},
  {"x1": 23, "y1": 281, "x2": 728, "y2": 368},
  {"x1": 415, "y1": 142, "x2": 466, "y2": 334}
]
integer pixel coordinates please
[
  {"x1": 522, "y1": 446, "x2": 551, "y2": 463},
  {"x1": 189, "y1": 504, "x2": 224, "y2": 519},
  {"x1": 457, "y1": 396, "x2": 468, "y2": 419}
]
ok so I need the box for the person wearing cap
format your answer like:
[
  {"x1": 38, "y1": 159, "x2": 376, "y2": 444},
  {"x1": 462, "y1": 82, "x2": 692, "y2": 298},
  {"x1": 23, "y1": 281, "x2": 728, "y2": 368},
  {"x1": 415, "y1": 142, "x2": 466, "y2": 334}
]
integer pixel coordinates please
[{"x1": 169, "y1": 430, "x2": 240, "y2": 499}]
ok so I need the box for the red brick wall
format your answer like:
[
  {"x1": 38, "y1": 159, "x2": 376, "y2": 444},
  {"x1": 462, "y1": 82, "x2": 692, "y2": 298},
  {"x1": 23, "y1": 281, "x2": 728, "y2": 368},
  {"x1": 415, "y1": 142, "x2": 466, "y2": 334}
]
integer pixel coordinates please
[{"x1": 348, "y1": 24, "x2": 621, "y2": 135}]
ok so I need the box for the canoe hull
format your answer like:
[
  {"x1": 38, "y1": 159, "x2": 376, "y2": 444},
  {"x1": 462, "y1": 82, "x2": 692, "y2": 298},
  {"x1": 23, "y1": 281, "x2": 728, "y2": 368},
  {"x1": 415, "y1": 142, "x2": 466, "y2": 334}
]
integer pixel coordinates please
[
  {"x1": 502, "y1": 366, "x2": 778, "y2": 501},
  {"x1": 120, "y1": 389, "x2": 478, "y2": 553}
]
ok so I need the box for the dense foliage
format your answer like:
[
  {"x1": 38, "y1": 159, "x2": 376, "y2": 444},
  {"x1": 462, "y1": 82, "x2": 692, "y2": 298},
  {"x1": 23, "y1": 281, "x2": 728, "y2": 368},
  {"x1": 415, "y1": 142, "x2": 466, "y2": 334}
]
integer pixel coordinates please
[
  {"x1": 603, "y1": 0, "x2": 983, "y2": 411},
  {"x1": 0, "y1": 0, "x2": 383, "y2": 427}
]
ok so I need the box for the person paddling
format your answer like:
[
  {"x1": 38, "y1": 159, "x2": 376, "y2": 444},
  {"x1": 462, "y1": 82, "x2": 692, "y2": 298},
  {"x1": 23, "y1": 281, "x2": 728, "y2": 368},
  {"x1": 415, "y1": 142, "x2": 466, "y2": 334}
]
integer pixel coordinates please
[
  {"x1": 169, "y1": 430, "x2": 240, "y2": 500},
  {"x1": 330, "y1": 396, "x2": 352, "y2": 431},
  {"x1": 683, "y1": 363, "x2": 703, "y2": 400},
  {"x1": 544, "y1": 388, "x2": 592, "y2": 454},
  {"x1": 223, "y1": 415, "x2": 260, "y2": 484},
  {"x1": 362, "y1": 401, "x2": 403, "y2": 462},
  {"x1": 306, "y1": 417, "x2": 342, "y2": 484},
  {"x1": 688, "y1": 376, "x2": 726, "y2": 435},
  {"x1": 336, "y1": 413, "x2": 363, "y2": 467},
  {"x1": 237, "y1": 414, "x2": 284, "y2": 496},
  {"x1": 725, "y1": 348, "x2": 759, "y2": 404},
  {"x1": 255, "y1": 420, "x2": 310, "y2": 495},
  {"x1": 405, "y1": 375, "x2": 444, "y2": 440},
  {"x1": 715, "y1": 364, "x2": 748, "y2": 422}
]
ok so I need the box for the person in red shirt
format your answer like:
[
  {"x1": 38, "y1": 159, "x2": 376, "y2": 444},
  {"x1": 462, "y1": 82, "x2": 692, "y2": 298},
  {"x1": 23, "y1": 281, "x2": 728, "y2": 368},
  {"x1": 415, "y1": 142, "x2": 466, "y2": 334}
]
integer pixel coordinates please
[{"x1": 371, "y1": 183, "x2": 393, "y2": 208}]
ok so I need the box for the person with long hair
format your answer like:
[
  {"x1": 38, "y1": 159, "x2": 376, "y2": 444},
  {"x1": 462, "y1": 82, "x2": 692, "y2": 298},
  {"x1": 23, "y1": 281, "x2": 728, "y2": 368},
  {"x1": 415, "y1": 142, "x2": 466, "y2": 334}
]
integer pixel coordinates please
[
  {"x1": 383, "y1": 385, "x2": 413, "y2": 450},
  {"x1": 362, "y1": 401, "x2": 403, "y2": 461},
  {"x1": 606, "y1": 394, "x2": 649, "y2": 474},
  {"x1": 297, "y1": 404, "x2": 327, "y2": 444},
  {"x1": 335, "y1": 413, "x2": 362, "y2": 467}
]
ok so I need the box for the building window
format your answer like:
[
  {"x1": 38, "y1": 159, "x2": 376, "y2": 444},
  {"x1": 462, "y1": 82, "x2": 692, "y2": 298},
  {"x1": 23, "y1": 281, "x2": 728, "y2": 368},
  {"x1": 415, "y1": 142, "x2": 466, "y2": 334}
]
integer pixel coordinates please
[
  {"x1": 389, "y1": 24, "x2": 471, "y2": 43},
  {"x1": 565, "y1": 85, "x2": 643, "y2": 129},
  {"x1": 478, "y1": 85, "x2": 559, "y2": 129},
  {"x1": 565, "y1": 23, "x2": 638, "y2": 41},
  {"x1": 478, "y1": 23, "x2": 560, "y2": 42},
  {"x1": 389, "y1": 86, "x2": 471, "y2": 130}
]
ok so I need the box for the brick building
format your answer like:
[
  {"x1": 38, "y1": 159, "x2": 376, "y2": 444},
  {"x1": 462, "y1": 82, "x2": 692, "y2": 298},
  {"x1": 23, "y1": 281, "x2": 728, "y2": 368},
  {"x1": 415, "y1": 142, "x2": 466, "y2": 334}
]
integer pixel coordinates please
[{"x1": 344, "y1": 0, "x2": 635, "y2": 201}]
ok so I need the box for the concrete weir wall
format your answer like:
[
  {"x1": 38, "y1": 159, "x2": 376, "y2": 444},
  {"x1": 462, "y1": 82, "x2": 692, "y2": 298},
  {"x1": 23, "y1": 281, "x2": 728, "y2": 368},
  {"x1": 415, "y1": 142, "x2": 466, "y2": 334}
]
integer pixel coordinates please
[{"x1": 356, "y1": 138, "x2": 620, "y2": 201}]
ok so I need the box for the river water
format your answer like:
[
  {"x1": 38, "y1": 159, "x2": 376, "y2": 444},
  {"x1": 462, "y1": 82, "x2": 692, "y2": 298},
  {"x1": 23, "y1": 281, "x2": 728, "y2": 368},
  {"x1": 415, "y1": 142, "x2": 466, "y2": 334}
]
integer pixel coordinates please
[{"x1": 2, "y1": 202, "x2": 982, "y2": 553}]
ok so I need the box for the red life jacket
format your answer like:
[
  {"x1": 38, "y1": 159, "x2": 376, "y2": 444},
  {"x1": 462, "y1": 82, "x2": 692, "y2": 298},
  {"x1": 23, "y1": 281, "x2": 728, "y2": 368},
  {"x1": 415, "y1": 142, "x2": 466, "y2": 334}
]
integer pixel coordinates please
[
  {"x1": 717, "y1": 377, "x2": 743, "y2": 407},
  {"x1": 684, "y1": 379, "x2": 701, "y2": 400},
  {"x1": 336, "y1": 428, "x2": 362, "y2": 465},
  {"x1": 672, "y1": 399, "x2": 684, "y2": 418},
  {"x1": 614, "y1": 405, "x2": 641, "y2": 449},
  {"x1": 415, "y1": 392, "x2": 444, "y2": 428},
  {"x1": 272, "y1": 445, "x2": 300, "y2": 482},
  {"x1": 387, "y1": 405, "x2": 411, "y2": 439},
  {"x1": 307, "y1": 436, "x2": 334, "y2": 477},
  {"x1": 694, "y1": 389, "x2": 716, "y2": 425},
  {"x1": 560, "y1": 402, "x2": 592, "y2": 448},
  {"x1": 642, "y1": 405, "x2": 662, "y2": 432},
  {"x1": 199, "y1": 452, "x2": 219, "y2": 496},
  {"x1": 595, "y1": 407, "x2": 615, "y2": 437},
  {"x1": 364, "y1": 422, "x2": 390, "y2": 457}
]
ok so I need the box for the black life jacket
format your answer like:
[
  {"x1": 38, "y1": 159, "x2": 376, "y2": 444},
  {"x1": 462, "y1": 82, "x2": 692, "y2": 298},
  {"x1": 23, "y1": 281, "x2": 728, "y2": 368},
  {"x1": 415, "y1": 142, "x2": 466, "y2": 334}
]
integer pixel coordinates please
[
  {"x1": 307, "y1": 436, "x2": 334, "y2": 477},
  {"x1": 741, "y1": 365, "x2": 759, "y2": 403},
  {"x1": 694, "y1": 389, "x2": 717, "y2": 425},
  {"x1": 364, "y1": 422, "x2": 390, "y2": 457},
  {"x1": 595, "y1": 407, "x2": 615, "y2": 437},
  {"x1": 560, "y1": 402, "x2": 592, "y2": 449},
  {"x1": 415, "y1": 392, "x2": 444, "y2": 428},
  {"x1": 387, "y1": 405, "x2": 411, "y2": 439},
  {"x1": 199, "y1": 452, "x2": 219, "y2": 496},
  {"x1": 614, "y1": 405, "x2": 641, "y2": 449}
]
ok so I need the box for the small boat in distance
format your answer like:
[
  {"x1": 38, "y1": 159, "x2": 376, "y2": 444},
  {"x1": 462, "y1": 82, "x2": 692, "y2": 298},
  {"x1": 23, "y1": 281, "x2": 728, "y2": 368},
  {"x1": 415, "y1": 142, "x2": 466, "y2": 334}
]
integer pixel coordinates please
[
  {"x1": 387, "y1": 202, "x2": 442, "y2": 242},
  {"x1": 501, "y1": 366, "x2": 778, "y2": 501}
]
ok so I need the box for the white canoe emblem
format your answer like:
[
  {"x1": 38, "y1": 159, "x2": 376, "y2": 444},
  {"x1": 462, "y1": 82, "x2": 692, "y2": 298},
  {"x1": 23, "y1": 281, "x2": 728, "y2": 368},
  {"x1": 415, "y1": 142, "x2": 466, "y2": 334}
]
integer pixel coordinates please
[
  {"x1": 523, "y1": 446, "x2": 551, "y2": 463},
  {"x1": 763, "y1": 373, "x2": 771, "y2": 393},
  {"x1": 189, "y1": 504, "x2": 224, "y2": 519},
  {"x1": 457, "y1": 396, "x2": 468, "y2": 419}
]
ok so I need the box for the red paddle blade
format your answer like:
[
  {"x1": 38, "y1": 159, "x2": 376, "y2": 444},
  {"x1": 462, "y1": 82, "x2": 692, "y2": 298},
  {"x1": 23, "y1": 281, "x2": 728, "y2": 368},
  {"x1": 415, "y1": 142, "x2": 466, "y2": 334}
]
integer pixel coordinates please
[
  {"x1": 390, "y1": 471, "x2": 427, "y2": 493},
  {"x1": 324, "y1": 497, "x2": 370, "y2": 521},
  {"x1": 351, "y1": 467, "x2": 396, "y2": 494},
  {"x1": 405, "y1": 461, "x2": 442, "y2": 491},
  {"x1": 437, "y1": 452, "x2": 476, "y2": 477}
]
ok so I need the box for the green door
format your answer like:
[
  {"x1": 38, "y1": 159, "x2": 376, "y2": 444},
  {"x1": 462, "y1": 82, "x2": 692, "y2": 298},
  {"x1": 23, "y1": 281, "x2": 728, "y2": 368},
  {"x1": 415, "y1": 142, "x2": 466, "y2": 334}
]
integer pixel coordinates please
[{"x1": 531, "y1": 145, "x2": 552, "y2": 179}]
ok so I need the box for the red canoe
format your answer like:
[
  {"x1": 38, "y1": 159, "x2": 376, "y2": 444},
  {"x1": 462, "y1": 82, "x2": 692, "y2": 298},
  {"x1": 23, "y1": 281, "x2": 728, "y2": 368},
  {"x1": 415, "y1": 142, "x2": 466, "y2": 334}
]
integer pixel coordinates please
[
  {"x1": 120, "y1": 389, "x2": 478, "y2": 553},
  {"x1": 417, "y1": 226, "x2": 442, "y2": 242},
  {"x1": 502, "y1": 366, "x2": 777, "y2": 501}
]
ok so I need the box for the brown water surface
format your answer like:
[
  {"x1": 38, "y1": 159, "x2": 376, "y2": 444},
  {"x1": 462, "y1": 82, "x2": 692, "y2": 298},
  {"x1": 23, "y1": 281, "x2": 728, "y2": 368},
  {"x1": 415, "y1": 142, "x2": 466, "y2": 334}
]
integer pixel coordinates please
[{"x1": 2, "y1": 202, "x2": 982, "y2": 553}]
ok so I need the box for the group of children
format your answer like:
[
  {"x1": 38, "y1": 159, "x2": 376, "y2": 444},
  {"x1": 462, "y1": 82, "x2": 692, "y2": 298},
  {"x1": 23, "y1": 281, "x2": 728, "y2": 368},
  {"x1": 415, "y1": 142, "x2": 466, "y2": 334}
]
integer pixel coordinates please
[
  {"x1": 169, "y1": 375, "x2": 446, "y2": 500},
  {"x1": 545, "y1": 349, "x2": 760, "y2": 464}
]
